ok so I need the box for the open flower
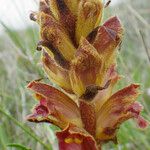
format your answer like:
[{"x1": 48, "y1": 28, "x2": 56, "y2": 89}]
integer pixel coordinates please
[{"x1": 27, "y1": 0, "x2": 149, "y2": 149}]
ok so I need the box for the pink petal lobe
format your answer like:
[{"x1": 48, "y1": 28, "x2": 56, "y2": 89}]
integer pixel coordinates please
[
  {"x1": 136, "y1": 116, "x2": 149, "y2": 129},
  {"x1": 128, "y1": 102, "x2": 149, "y2": 129}
]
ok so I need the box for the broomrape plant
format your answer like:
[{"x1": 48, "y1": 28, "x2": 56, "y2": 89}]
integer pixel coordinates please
[{"x1": 26, "y1": 0, "x2": 149, "y2": 149}]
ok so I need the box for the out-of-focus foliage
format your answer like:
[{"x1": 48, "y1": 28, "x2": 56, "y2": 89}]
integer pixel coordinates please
[{"x1": 0, "y1": 0, "x2": 150, "y2": 149}]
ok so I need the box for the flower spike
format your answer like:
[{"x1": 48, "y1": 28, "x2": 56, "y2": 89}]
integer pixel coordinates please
[{"x1": 27, "y1": 0, "x2": 149, "y2": 150}]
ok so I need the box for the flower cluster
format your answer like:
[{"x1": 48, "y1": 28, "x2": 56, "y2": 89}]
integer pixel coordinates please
[{"x1": 27, "y1": 0, "x2": 148, "y2": 149}]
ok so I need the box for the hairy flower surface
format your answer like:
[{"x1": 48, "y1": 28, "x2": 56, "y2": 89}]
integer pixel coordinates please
[{"x1": 27, "y1": 0, "x2": 149, "y2": 149}]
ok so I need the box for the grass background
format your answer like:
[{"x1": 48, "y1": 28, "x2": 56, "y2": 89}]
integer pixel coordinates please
[{"x1": 0, "y1": 0, "x2": 150, "y2": 149}]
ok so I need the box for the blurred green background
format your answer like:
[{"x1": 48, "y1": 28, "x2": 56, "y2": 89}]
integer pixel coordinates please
[{"x1": 0, "y1": 0, "x2": 150, "y2": 150}]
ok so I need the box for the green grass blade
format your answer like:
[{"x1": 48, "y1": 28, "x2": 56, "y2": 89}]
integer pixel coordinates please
[
  {"x1": 7, "y1": 143, "x2": 31, "y2": 150},
  {"x1": 0, "y1": 108, "x2": 52, "y2": 150}
]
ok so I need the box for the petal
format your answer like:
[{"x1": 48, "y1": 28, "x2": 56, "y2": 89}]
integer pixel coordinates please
[
  {"x1": 92, "y1": 16, "x2": 123, "y2": 54},
  {"x1": 38, "y1": 40, "x2": 70, "y2": 69},
  {"x1": 79, "y1": 100, "x2": 96, "y2": 136},
  {"x1": 26, "y1": 98, "x2": 62, "y2": 127},
  {"x1": 75, "y1": 0, "x2": 103, "y2": 44},
  {"x1": 64, "y1": 0, "x2": 79, "y2": 16},
  {"x1": 69, "y1": 38, "x2": 102, "y2": 96},
  {"x1": 96, "y1": 84, "x2": 142, "y2": 141},
  {"x1": 136, "y1": 116, "x2": 149, "y2": 129},
  {"x1": 27, "y1": 81, "x2": 82, "y2": 129},
  {"x1": 49, "y1": 0, "x2": 78, "y2": 18},
  {"x1": 92, "y1": 16, "x2": 123, "y2": 67},
  {"x1": 93, "y1": 65, "x2": 120, "y2": 113},
  {"x1": 49, "y1": 0, "x2": 76, "y2": 42},
  {"x1": 42, "y1": 51, "x2": 72, "y2": 92},
  {"x1": 127, "y1": 102, "x2": 149, "y2": 129},
  {"x1": 56, "y1": 124, "x2": 99, "y2": 150},
  {"x1": 39, "y1": 12, "x2": 76, "y2": 61}
]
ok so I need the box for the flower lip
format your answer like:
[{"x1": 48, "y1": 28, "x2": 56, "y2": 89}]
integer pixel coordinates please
[
  {"x1": 56, "y1": 124, "x2": 99, "y2": 150},
  {"x1": 127, "y1": 102, "x2": 149, "y2": 129},
  {"x1": 36, "y1": 104, "x2": 49, "y2": 116},
  {"x1": 127, "y1": 102, "x2": 143, "y2": 116},
  {"x1": 95, "y1": 84, "x2": 142, "y2": 141},
  {"x1": 27, "y1": 81, "x2": 83, "y2": 128},
  {"x1": 26, "y1": 98, "x2": 50, "y2": 122},
  {"x1": 136, "y1": 116, "x2": 149, "y2": 129},
  {"x1": 92, "y1": 16, "x2": 123, "y2": 56}
]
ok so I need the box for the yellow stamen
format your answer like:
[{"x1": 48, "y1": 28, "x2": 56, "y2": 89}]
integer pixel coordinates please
[
  {"x1": 74, "y1": 138, "x2": 83, "y2": 144},
  {"x1": 64, "y1": 138, "x2": 74, "y2": 144},
  {"x1": 34, "y1": 93, "x2": 43, "y2": 101}
]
